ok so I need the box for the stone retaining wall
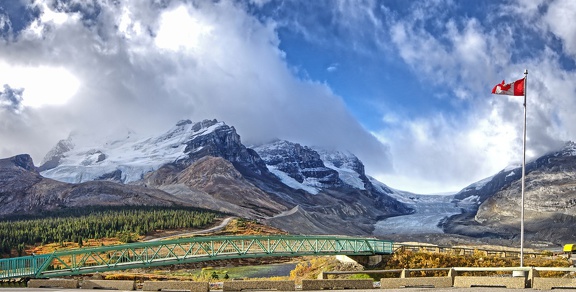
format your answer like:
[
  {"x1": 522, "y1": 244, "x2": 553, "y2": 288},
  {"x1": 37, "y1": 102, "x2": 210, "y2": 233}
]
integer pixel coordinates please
[
  {"x1": 222, "y1": 280, "x2": 295, "y2": 291},
  {"x1": 81, "y1": 279, "x2": 135, "y2": 290},
  {"x1": 301, "y1": 279, "x2": 373, "y2": 290},
  {"x1": 453, "y1": 276, "x2": 526, "y2": 289},
  {"x1": 532, "y1": 277, "x2": 576, "y2": 290},
  {"x1": 142, "y1": 280, "x2": 209, "y2": 292},
  {"x1": 28, "y1": 279, "x2": 79, "y2": 288},
  {"x1": 380, "y1": 277, "x2": 452, "y2": 289}
]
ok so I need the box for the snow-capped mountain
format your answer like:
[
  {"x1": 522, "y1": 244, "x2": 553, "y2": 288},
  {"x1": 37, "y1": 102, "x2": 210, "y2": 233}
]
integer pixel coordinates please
[
  {"x1": 254, "y1": 140, "x2": 341, "y2": 194},
  {"x1": 40, "y1": 119, "x2": 267, "y2": 184},
  {"x1": 254, "y1": 140, "x2": 375, "y2": 194},
  {"x1": 20, "y1": 119, "x2": 413, "y2": 235},
  {"x1": 0, "y1": 154, "x2": 197, "y2": 216}
]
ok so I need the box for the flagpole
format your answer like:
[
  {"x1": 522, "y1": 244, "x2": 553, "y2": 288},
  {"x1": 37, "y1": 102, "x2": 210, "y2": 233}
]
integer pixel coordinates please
[{"x1": 520, "y1": 69, "x2": 527, "y2": 267}]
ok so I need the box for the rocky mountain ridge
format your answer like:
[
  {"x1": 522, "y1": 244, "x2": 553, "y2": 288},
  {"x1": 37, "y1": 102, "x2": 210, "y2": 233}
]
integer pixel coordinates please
[
  {"x1": 0, "y1": 154, "x2": 197, "y2": 216},
  {"x1": 2, "y1": 119, "x2": 411, "y2": 236},
  {"x1": 445, "y1": 141, "x2": 576, "y2": 244}
]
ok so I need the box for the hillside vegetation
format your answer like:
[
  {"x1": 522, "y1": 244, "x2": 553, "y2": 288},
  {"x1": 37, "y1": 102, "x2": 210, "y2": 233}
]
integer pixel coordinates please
[{"x1": 0, "y1": 206, "x2": 221, "y2": 257}]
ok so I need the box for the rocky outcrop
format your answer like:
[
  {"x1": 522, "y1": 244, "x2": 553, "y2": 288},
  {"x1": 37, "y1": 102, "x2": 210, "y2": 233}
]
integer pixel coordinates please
[
  {"x1": 38, "y1": 138, "x2": 73, "y2": 171},
  {"x1": 178, "y1": 119, "x2": 272, "y2": 178},
  {"x1": 255, "y1": 140, "x2": 341, "y2": 188},
  {"x1": 445, "y1": 141, "x2": 576, "y2": 244},
  {"x1": 5, "y1": 119, "x2": 413, "y2": 236},
  {"x1": 144, "y1": 156, "x2": 290, "y2": 218},
  {"x1": 0, "y1": 155, "x2": 196, "y2": 217}
]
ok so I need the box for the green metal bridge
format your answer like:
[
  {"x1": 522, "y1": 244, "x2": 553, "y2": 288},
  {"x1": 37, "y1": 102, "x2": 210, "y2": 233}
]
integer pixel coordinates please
[{"x1": 0, "y1": 235, "x2": 393, "y2": 280}]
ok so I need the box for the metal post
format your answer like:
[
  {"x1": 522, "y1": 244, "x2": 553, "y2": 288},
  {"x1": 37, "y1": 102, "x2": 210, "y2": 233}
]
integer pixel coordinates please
[{"x1": 520, "y1": 69, "x2": 528, "y2": 267}]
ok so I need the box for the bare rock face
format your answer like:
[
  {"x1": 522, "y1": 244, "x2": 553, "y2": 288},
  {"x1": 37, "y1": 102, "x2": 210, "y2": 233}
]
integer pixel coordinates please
[
  {"x1": 144, "y1": 156, "x2": 290, "y2": 218},
  {"x1": 0, "y1": 155, "x2": 195, "y2": 217},
  {"x1": 255, "y1": 140, "x2": 341, "y2": 188},
  {"x1": 0, "y1": 154, "x2": 42, "y2": 193},
  {"x1": 4, "y1": 119, "x2": 413, "y2": 236},
  {"x1": 447, "y1": 142, "x2": 576, "y2": 245},
  {"x1": 38, "y1": 139, "x2": 73, "y2": 172}
]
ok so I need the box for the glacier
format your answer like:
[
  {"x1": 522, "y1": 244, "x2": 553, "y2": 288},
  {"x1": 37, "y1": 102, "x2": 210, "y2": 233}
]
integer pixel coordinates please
[
  {"x1": 40, "y1": 120, "x2": 223, "y2": 183},
  {"x1": 370, "y1": 178, "x2": 461, "y2": 235}
]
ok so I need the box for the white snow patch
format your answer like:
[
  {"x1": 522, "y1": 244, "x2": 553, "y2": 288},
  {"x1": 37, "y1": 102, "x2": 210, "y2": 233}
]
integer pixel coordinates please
[
  {"x1": 460, "y1": 195, "x2": 480, "y2": 204},
  {"x1": 266, "y1": 165, "x2": 320, "y2": 195},
  {"x1": 41, "y1": 121, "x2": 224, "y2": 183},
  {"x1": 472, "y1": 176, "x2": 493, "y2": 190},
  {"x1": 316, "y1": 149, "x2": 366, "y2": 190},
  {"x1": 503, "y1": 163, "x2": 521, "y2": 172},
  {"x1": 324, "y1": 161, "x2": 365, "y2": 190}
]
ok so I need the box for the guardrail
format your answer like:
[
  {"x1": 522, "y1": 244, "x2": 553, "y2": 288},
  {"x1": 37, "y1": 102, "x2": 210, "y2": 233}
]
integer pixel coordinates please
[
  {"x1": 394, "y1": 243, "x2": 547, "y2": 258},
  {"x1": 322, "y1": 266, "x2": 576, "y2": 289}
]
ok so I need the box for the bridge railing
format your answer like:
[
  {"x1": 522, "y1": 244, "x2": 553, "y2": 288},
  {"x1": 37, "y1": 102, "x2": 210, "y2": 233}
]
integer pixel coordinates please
[
  {"x1": 0, "y1": 235, "x2": 392, "y2": 279},
  {"x1": 0, "y1": 254, "x2": 51, "y2": 279}
]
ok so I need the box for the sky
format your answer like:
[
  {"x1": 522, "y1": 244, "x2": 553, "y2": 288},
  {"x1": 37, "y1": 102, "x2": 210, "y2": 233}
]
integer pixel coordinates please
[{"x1": 1, "y1": 0, "x2": 575, "y2": 194}]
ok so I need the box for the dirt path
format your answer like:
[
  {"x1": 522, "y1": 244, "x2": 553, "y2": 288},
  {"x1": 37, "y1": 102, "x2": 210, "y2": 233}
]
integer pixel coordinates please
[{"x1": 145, "y1": 217, "x2": 235, "y2": 242}]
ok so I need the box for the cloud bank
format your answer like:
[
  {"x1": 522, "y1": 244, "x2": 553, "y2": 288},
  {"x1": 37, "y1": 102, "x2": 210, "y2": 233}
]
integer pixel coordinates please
[
  {"x1": 2, "y1": 0, "x2": 576, "y2": 194},
  {"x1": 0, "y1": 0, "x2": 392, "y2": 175}
]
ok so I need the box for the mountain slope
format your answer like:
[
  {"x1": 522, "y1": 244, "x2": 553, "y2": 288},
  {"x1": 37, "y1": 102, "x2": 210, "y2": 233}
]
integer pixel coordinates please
[
  {"x1": 12, "y1": 119, "x2": 414, "y2": 236},
  {"x1": 142, "y1": 156, "x2": 290, "y2": 218},
  {"x1": 446, "y1": 142, "x2": 576, "y2": 244},
  {"x1": 254, "y1": 140, "x2": 412, "y2": 234},
  {"x1": 0, "y1": 154, "x2": 198, "y2": 217}
]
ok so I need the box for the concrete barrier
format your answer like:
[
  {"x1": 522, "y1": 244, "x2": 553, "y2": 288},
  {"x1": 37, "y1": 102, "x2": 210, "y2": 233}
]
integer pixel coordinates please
[
  {"x1": 533, "y1": 277, "x2": 576, "y2": 290},
  {"x1": 301, "y1": 279, "x2": 373, "y2": 290},
  {"x1": 380, "y1": 277, "x2": 452, "y2": 289},
  {"x1": 453, "y1": 276, "x2": 526, "y2": 289},
  {"x1": 28, "y1": 279, "x2": 79, "y2": 288},
  {"x1": 143, "y1": 280, "x2": 209, "y2": 292},
  {"x1": 222, "y1": 280, "x2": 295, "y2": 291},
  {"x1": 81, "y1": 280, "x2": 135, "y2": 290}
]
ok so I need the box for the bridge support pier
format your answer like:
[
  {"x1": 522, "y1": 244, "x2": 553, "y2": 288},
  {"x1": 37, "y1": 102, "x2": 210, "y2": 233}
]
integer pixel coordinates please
[{"x1": 336, "y1": 255, "x2": 383, "y2": 267}]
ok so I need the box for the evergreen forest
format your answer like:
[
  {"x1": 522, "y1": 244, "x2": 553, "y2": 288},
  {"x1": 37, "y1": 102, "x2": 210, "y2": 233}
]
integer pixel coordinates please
[{"x1": 0, "y1": 206, "x2": 221, "y2": 257}]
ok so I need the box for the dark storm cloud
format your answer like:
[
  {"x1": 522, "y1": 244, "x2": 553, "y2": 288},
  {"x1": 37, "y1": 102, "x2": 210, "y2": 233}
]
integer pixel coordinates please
[{"x1": 0, "y1": 84, "x2": 24, "y2": 113}]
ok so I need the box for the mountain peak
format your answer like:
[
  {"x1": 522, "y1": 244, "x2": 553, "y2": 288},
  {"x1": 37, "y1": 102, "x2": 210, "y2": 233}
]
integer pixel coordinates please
[
  {"x1": 176, "y1": 119, "x2": 193, "y2": 126},
  {"x1": 556, "y1": 140, "x2": 576, "y2": 157},
  {"x1": 13, "y1": 154, "x2": 36, "y2": 171},
  {"x1": 254, "y1": 140, "x2": 344, "y2": 194},
  {"x1": 39, "y1": 118, "x2": 269, "y2": 184}
]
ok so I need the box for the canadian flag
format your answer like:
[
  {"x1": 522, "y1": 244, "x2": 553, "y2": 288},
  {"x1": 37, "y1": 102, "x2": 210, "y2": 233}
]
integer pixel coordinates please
[{"x1": 491, "y1": 78, "x2": 525, "y2": 96}]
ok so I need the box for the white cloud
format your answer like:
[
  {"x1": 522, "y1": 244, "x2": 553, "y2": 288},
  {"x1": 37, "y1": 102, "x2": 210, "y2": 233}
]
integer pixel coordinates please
[
  {"x1": 2, "y1": 0, "x2": 576, "y2": 195},
  {"x1": 154, "y1": 5, "x2": 213, "y2": 51},
  {"x1": 0, "y1": 0, "x2": 392, "y2": 175},
  {"x1": 326, "y1": 63, "x2": 338, "y2": 72},
  {"x1": 373, "y1": 1, "x2": 576, "y2": 193},
  {"x1": 374, "y1": 103, "x2": 522, "y2": 194},
  {"x1": 249, "y1": 0, "x2": 273, "y2": 8},
  {"x1": 0, "y1": 62, "x2": 80, "y2": 107},
  {"x1": 543, "y1": 0, "x2": 576, "y2": 58}
]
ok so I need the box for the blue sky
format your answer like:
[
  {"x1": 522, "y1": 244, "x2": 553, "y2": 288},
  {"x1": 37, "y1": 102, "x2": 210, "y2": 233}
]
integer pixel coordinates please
[{"x1": 1, "y1": 0, "x2": 576, "y2": 194}]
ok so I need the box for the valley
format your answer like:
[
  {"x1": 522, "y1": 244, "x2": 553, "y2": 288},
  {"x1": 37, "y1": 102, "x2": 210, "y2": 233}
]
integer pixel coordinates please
[
  {"x1": 373, "y1": 194, "x2": 461, "y2": 236},
  {"x1": 1, "y1": 119, "x2": 576, "y2": 257}
]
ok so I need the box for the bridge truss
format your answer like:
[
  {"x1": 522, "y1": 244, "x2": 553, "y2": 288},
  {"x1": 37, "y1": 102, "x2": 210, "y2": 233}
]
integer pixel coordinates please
[{"x1": 0, "y1": 235, "x2": 393, "y2": 279}]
